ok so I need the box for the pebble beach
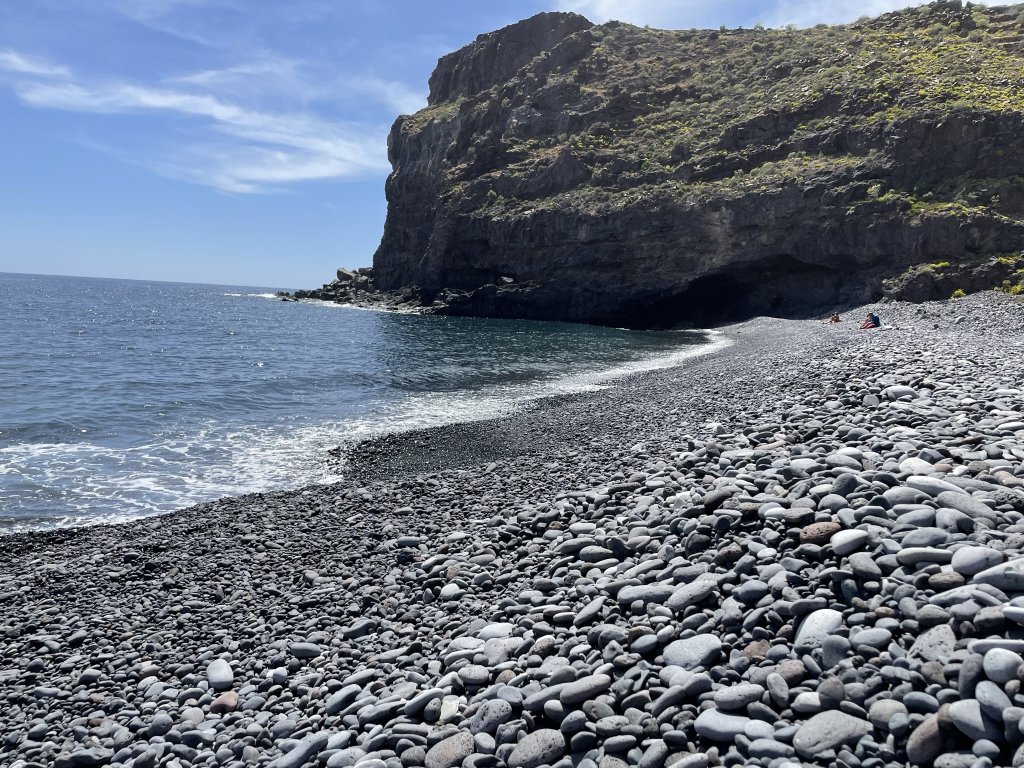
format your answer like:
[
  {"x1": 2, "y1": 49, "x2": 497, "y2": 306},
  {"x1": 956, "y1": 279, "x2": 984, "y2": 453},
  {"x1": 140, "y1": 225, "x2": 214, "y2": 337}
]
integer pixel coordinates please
[{"x1": 3, "y1": 292, "x2": 1024, "y2": 768}]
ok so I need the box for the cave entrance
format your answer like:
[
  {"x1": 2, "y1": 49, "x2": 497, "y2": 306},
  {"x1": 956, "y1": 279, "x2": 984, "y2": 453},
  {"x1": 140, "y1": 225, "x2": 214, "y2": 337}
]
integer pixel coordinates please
[
  {"x1": 673, "y1": 274, "x2": 746, "y2": 324},
  {"x1": 609, "y1": 274, "x2": 746, "y2": 329}
]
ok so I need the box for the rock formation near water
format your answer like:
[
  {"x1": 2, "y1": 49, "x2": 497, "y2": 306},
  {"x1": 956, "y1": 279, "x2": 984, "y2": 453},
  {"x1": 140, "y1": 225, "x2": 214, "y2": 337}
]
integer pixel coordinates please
[{"x1": 317, "y1": 3, "x2": 1024, "y2": 326}]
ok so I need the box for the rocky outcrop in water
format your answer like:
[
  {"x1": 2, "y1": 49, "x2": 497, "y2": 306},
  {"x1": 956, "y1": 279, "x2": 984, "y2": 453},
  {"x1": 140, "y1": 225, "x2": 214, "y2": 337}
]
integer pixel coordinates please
[{"x1": 358, "y1": 2, "x2": 1024, "y2": 327}]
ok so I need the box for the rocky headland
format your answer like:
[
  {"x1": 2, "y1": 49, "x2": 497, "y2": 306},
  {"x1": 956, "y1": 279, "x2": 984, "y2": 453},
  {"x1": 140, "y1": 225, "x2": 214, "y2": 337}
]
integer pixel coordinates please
[
  {"x1": 3, "y1": 291, "x2": 1024, "y2": 768},
  {"x1": 293, "y1": 2, "x2": 1024, "y2": 327}
]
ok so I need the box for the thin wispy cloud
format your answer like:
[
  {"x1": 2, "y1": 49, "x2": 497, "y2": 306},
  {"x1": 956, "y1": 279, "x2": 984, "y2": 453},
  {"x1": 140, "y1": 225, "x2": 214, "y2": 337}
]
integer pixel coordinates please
[
  {"x1": 0, "y1": 50, "x2": 71, "y2": 78},
  {"x1": 0, "y1": 2, "x2": 431, "y2": 195},
  {"x1": 98, "y1": 0, "x2": 238, "y2": 46},
  {"x1": 350, "y1": 77, "x2": 426, "y2": 115},
  {"x1": 146, "y1": 142, "x2": 387, "y2": 194},
  {"x1": 13, "y1": 78, "x2": 389, "y2": 193},
  {"x1": 169, "y1": 59, "x2": 426, "y2": 115}
]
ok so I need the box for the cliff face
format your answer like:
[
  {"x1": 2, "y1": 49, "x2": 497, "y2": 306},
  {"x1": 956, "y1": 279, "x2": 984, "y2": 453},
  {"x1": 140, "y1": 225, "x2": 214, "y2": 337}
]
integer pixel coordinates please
[{"x1": 372, "y1": 3, "x2": 1024, "y2": 326}]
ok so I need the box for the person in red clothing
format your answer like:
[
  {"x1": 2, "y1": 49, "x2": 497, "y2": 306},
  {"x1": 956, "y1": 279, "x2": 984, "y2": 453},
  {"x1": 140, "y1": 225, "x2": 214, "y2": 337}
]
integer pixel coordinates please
[{"x1": 859, "y1": 312, "x2": 880, "y2": 329}]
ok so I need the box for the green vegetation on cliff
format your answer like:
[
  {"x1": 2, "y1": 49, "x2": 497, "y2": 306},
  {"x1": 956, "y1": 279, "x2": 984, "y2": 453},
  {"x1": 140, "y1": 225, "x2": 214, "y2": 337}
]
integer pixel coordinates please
[
  {"x1": 374, "y1": 2, "x2": 1024, "y2": 324},
  {"x1": 429, "y1": 1, "x2": 1024, "y2": 220}
]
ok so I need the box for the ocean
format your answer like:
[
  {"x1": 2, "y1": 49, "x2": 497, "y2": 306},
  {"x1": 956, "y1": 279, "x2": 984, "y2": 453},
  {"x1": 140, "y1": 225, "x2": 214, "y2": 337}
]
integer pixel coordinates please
[{"x1": 0, "y1": 272, "x2": 720, "y2": 532}]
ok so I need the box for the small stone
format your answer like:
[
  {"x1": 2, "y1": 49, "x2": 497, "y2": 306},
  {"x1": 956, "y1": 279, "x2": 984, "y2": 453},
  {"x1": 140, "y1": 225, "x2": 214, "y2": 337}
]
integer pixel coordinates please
[
  {"x1": 884, "y1": 385, "x2": 919, "y2": 400},
  {"x1": 800, "y1": 522, "x2": 841, "y2": 546},
  {"x1": 795, "y1": 609, "x2": 843, "y2": 652},
  {"x1": 937, "y1": 492, "x2": 999, "y2": 520},
  {"x1": 425, "y1": 732, "x2": 475, "y2": 768},
  {"x1": 792, "y1": 711, "x2": 871, "y2": 759},
  {"x1": 477, "y1": 622, "x2": 514, "y2": 640},
  {"x1": 817, "y1": 677, "x2": 845, "y2": 709},
  {"x1": 983, "y1": 648, "x2": 1024, "y2": 684},
  {"x1": 713, "y1": 683, "x2": 764, "y2": 710},
  {"x1": 900, "y1": 457, "x2": 935, "y2": 475},
  {"x1": 902, "y1": 527, "x2": 951, "y2": 548},
  {"x1": 666, "y1": 580, "x2": 717, "y2": 612},
  {"x1": 850, "y1": 627, "x2": 891, "y2": 649},
  {"x1": 929, "y1": 572, "x2": 965, "y2": 591},
  {"x1": 792, "y1": 691, "x2": 822, "y2": 714},
  {"x1": 766, "y1": 673, "x2": 789, "y2": 707},
  {"x1": 52, "y1": 748, "x2": 114, "y2": 768},
  {"x1": 907, "y1": 715, "x2": 944, "y2": 766},
  {"x1": 821, "y1": 635, "x2": 851, "y2": 670},
  {"x1": 745, "y1": 720, "x2": 776, "y2": 741},
  {"x1": 973, "y1": 559, "x2": 1024, "y2": 591},
  {"x1": 206, "y1": 659, "x2": 233, "y2": 691},
  {"x1": 694, "y1": 710, "x2": 751, "y2": 741},
  {"x1": 748, "y1": 739, "x2": 795, "y2": 759},
  {"x1": 268, "y1": 734, "x2": 328, "y2": 768},
  {"x1": 617, "y1": 584, "x2": 676, "y2": 605},
  {"x1": 848, "y1": 552, "x2": 884, "y2": 582},
  {"x1": 148, "y1": 712, "x2": 173, "y2": 737},
  {"x1": 507, "y1": 729, "x2": 565, "y2": 768},
  {"x1": 948, "y1": 699, "x2": 1001, "y2": 741},
  {"x1": 458, "y1": 665, "x2": 490, "y2": 687},
  {"x1": 906, "y1": 475, "x2": 967, "y2": 497},
  {"x1": 663, "y1": 634, "x2": 722, "y2": 669},
  {"x1": 560, "y1": 674, "x2": 612, "y2": 706},
  {"x1": 831, "y1": 529, "x2": 868, "y2": 556},
  {"x1": 910, "y1": 625, "x2": 956, "y2": 663},
  {"x1": 289, "y1": 642, "x2": 322, "y2": 659},
  {"x1": 869, "y1": 699, "x2": 908, "y2": 730},
  {"x1": 975, "y1": 680, "x2": 1011, "y2": 722},
  {"x1": 952, "y1": 547, "x2": 1003, "y2": 576},
  {"x1": 469, "y1": 699, "x2": 513, "y2": 735},
  {"x1": 210, "y1": 690, "x2": 239, "y2": 714}
]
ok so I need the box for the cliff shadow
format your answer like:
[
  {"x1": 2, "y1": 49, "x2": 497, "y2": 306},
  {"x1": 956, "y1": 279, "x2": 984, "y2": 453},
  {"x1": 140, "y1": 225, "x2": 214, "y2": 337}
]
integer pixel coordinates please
[{"x1": 618, "y1": 256, "x2": 880, "y2": 328}]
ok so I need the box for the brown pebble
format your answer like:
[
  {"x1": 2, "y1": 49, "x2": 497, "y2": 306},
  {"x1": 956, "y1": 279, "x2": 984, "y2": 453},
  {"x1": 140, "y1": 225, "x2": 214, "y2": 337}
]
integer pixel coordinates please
[
  {"x1": 906, "y1": 714, "x2": 944, "y2": 765},
  {"x1": 920, "y1": 661, "x2": 947, "y2": 686},
  {"x1": 775, "y1": 659, "x2": 807, "y2": 685},
  {"x1": 928, "y1": 572, "x2": 965, "y2": 591},
  {"x1": 936, "y1": 702, "x2": 954, "y2": 732},
  {"x1": 210, "y1": 690, "x2": 239, "y2": 714},
  {"x1": 714, "y1": 544, "x2": 743, "y2": 566},
  {"x1": 800, "y1": 522, "x2": 841, "y2": 545},
  {"x1": 742, "y1": 640, "x2": 771, "y2": 661}
]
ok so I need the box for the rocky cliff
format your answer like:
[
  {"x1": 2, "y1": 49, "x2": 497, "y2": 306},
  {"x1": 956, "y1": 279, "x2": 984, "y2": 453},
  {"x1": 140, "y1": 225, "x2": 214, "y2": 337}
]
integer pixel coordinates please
[{"x1": 367, "y1": 2, "x2": 1024, "y2": 326}]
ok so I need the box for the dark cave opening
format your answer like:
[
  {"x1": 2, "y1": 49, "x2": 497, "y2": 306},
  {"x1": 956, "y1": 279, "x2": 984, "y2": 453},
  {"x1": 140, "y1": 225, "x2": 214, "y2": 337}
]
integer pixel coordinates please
[
  {"x1": 604, "y1": 259, "x2": 879, "y2": 329},
  {"x1": 611, "y1": 273, "x2": 747, "y2": 329},
  {"x1": 672, "y1": 274, "x2": 748, "y2": 324}
]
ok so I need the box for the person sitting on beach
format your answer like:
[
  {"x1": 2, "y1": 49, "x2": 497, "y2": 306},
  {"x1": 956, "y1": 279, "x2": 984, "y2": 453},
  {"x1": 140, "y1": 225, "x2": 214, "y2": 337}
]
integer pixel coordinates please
[
  {"x1": 826, "y1": 312, "x2": 841, "y2": 324},
  {"x1": 860, "y1": 312, "x2": 880, "y2": 329}
]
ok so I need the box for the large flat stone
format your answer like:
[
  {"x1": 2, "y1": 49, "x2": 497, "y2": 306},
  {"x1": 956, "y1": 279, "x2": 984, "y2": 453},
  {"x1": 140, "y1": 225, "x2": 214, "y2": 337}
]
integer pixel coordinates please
[
  {"x1": 795, "y1": 609, "x2": 843, "y2": 652},
  {"x1": 663, "y1": 634, "x2": 722, "y2": 669},
  {"x1": 793, "y1": 711, "x2": 871, "y2": 759}
]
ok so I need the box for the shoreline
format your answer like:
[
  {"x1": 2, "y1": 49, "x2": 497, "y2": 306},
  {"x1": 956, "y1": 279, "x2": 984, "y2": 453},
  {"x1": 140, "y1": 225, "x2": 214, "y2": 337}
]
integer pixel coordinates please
[
  {"x1": 3, "y1": 292, "x2": 1023, "y2": 768},
  {"x1": 0, "y1": 308, "x2": 719, "y2": 539}
]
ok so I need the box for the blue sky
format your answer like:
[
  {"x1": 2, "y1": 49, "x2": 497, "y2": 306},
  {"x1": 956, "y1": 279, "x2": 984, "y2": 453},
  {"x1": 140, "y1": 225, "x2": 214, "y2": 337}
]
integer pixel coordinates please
[{"x1": 1, "y1": 0, "x2": 945, "y2": 289}]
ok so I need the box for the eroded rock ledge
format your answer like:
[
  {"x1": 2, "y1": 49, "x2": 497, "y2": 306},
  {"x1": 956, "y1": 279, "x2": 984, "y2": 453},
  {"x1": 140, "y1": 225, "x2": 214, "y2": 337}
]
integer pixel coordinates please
[{"x1": 302, "y1": 3, "x2": 1024, "y2": 327}]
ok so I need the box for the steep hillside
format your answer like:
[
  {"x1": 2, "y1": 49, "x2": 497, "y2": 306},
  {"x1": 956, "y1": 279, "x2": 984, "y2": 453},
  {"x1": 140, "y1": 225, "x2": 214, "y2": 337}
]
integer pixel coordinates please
[{"x1": 363, "y1": 2, "x2": 1024, "y2": 326}]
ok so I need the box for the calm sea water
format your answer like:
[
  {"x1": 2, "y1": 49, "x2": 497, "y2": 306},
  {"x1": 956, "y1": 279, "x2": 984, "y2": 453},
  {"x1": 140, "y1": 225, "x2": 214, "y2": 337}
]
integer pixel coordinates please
[{"x1": 0, "y1": 273, "x2": 720, "y2": 532}]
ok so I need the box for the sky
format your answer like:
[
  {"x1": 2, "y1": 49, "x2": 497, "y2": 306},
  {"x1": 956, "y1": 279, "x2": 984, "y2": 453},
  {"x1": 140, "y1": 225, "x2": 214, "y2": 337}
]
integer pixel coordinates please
[{"x1": 0, "y1": 0, "x2": 958, "y2": 289}]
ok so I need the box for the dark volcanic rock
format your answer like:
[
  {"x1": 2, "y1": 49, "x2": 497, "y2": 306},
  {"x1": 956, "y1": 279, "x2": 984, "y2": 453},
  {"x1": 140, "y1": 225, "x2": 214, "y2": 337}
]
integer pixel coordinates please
[{"x1": 358, "y1": 5, "x2": 1024, "y2": 327}]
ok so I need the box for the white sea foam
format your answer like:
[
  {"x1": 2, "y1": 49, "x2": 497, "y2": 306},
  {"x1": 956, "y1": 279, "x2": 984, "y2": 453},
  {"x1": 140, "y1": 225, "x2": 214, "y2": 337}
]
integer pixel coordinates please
[
  {"x1": 299, "y1": 298, "x2": 425, "y2": 315},
  {"x1": 0, "y1": 329, "x2": 729, "y2": 535}
]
